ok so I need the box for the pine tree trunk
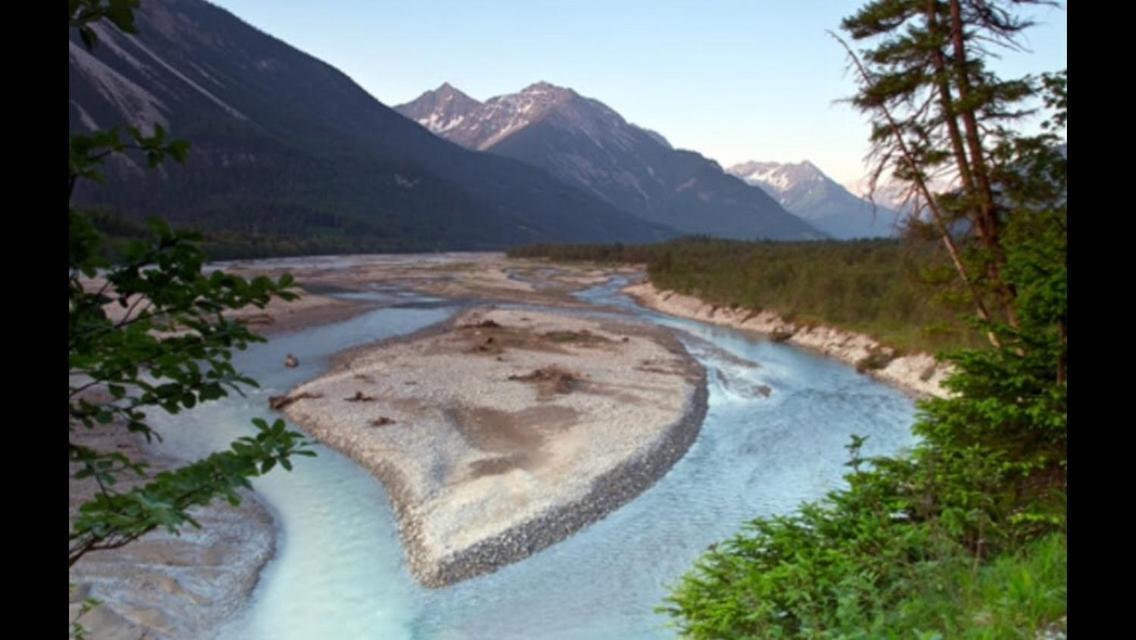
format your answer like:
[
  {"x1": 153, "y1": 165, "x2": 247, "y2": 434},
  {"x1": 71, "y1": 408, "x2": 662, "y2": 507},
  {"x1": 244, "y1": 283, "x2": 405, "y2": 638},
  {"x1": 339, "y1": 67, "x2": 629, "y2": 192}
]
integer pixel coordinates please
[
  {"x1": 833, "y1": 32, "x2": 1002, "y2": 349},
  {"x1": 927, "y1": 1, "x2": 977, "y2": 198},
  {"x1": 947, "y1": 0, "x2": 1020, "y2": 329}
]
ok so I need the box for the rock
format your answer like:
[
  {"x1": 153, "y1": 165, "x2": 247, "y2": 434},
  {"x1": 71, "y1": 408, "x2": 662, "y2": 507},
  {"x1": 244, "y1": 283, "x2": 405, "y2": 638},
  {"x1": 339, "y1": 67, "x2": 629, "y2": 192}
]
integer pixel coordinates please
[
  {"x1": 1036, "y1": 616, "x2": 1067, "y2": 640},
  {"x1": 344, "y1": 391, "x2": 376, "y2": 402},
  {"x1": 770, "y1": 327, "x2": 794, "y2": 343},
  {"x1": 855, "y1": 346, "x2": 896, "y2": 373},
  {"x1": 507, "y1": 366, "x2": 578, "y2": 394}
]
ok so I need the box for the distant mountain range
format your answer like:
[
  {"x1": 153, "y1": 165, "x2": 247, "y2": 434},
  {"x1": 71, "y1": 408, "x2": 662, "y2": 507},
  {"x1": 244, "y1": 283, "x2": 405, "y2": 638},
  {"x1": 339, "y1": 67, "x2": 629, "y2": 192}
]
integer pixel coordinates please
[
  {"x1": 68, "y1": 0, "x2": 676, "y2": 252},
  {"x1": 728, "y1": 161, "x2": 901, "y2": 239},
  {"x1": 397, "y1": 83, "x2": 823, "y2": 241},
  {"x1": 842, "y1": 177, "x2": 916, "y2": 216}
]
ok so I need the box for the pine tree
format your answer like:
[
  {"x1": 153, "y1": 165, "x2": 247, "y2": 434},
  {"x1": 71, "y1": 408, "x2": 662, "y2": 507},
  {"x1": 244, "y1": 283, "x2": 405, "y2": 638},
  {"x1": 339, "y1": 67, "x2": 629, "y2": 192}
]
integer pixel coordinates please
[{"x1": 834, "y1": 0, "x2": 1063, "y2": 345}]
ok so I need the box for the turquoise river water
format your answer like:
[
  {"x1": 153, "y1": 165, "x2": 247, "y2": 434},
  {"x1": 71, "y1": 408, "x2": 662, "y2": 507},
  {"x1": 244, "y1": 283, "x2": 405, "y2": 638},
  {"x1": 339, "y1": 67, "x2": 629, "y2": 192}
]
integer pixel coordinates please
[{"x1": 149, "y1": 273, "x2": 917, "y2": 639}]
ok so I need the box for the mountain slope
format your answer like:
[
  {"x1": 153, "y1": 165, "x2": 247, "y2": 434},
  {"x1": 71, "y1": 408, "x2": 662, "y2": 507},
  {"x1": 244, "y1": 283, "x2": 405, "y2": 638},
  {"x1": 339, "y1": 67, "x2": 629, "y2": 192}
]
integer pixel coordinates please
[
  {"x1": 396, "y1": 83, "x2": 823, "y2": 241},
  {"x1": 843, "y1": 177, "x2": 917, "y2": 217},
  {"x1": 728, "y1": 161, "x2": 900, "y2": 240},
  {"x1": 69, "y1": 0, "x2": 675, "y2": 252}
]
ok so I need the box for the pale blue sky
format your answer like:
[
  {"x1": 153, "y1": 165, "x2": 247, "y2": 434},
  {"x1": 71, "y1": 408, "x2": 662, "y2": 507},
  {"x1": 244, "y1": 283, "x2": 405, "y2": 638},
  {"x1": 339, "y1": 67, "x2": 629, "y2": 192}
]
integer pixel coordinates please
[{"x1": 209, "y1": 0, "x2": 1066, "y2": 186}]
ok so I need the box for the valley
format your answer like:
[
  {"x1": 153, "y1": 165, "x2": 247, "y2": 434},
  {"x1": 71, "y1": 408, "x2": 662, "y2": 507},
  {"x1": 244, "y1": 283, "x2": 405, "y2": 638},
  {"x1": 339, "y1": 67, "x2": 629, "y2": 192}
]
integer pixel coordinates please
[
  {"x1": 70, "y1": 254, "x2": 919, "y2": 639},
  {"x1": 67, "y1": 0, "x2": 1067, "y2": 637}
]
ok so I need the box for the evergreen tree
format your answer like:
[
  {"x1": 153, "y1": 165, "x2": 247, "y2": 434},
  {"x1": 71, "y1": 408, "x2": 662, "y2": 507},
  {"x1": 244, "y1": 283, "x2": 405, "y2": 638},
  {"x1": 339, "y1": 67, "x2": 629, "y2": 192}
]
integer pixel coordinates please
[
  {"x1": 835, "y1": 0, "x2": 1061, "y2": 344},
  {"x1": 663, "y1": 3, "x2": 1065, "y2": 636}
]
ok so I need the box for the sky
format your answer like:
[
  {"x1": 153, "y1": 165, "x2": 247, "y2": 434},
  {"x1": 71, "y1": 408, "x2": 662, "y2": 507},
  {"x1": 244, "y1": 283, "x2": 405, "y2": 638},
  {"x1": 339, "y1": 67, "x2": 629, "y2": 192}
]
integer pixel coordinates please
[{"x1": 209, "y1": 0, "x2": 1066, "y2": 187}]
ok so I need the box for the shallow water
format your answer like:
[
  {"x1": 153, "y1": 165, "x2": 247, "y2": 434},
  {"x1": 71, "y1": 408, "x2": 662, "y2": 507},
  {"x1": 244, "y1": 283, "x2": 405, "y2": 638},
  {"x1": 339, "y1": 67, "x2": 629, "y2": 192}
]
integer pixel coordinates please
[{"x1": 150, "y1": 275, "x2": 917, "y2": 640}]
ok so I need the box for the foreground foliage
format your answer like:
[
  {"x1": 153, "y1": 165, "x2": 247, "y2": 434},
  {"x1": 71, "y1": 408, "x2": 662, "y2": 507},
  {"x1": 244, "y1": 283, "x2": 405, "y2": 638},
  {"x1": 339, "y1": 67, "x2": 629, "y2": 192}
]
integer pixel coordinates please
[
  {"x1": 659, "y1": 0, "x2": 1066, "y2": 635},
  {"x1": 68, "y1": 213, "x2": 314, "y2": 565},
  {"x1": 660, "y1": 224, "x2": 1066, "y2": 635},
  {"x1": 68, "y1": 0, "x2": 314, "y2": 577}
]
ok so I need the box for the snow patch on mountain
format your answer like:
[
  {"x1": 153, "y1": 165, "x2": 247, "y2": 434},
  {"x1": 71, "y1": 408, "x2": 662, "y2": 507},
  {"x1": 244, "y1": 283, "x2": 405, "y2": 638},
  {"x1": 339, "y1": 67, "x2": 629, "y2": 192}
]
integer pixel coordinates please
[
  {"x1": 843, "y1": 176, "x2": 917, "y2": 213},
  {"x1": 729, "y1": 160, "x2": 900, "y2": 239}
]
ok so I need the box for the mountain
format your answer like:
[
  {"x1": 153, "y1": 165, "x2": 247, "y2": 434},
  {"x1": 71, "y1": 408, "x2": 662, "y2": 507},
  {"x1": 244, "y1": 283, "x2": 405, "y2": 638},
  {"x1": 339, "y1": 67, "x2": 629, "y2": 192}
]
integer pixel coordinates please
[
  {"x1": 728, "y1": 161, "x2": 901, "y2": 240},
  {"x1": 68, "y1": 0, "x2": 676, "y2": 253},
  {"x1": 396, "y1": 83, "x2": 823, "y2": 241},
  {"x1": 393, "y1": 82, "x2": 482, "y2": 137},
  {"x1": 843, "y1": 176, "x2": 919, "y2": 215}
]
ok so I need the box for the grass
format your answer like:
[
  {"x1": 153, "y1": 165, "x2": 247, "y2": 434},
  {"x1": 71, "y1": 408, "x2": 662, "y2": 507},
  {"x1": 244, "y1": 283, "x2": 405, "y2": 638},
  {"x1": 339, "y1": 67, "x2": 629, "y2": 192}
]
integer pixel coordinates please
[{"x1": 887, "y1": 533, "x2": 1067, "y2": 639}]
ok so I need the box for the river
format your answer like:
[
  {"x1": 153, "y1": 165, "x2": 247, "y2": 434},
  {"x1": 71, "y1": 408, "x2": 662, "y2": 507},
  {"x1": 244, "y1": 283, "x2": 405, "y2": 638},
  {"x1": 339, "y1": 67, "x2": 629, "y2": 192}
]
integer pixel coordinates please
[{"x1": 148, "y1": 273, "x2": 917, "y2": 639}]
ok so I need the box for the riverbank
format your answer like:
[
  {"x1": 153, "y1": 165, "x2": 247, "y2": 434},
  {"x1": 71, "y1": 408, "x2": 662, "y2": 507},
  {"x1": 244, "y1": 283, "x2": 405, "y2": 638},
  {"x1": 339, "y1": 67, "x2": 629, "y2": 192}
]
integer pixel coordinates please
[
  {"x1": 280, "y1": 306, "x2": 707, "y2": 587},
  {"x1": 69, "y1": 425, "x2": 276, "y2": 640},
  {"x1": 624, "y1": 281, "x2": 952, "y2": 398},
  {"x1": 234, "y1": 289, "x2": 369, "y2": 335},
  {"x1": 81, "y1": 274, "x2": 372, "y2": 337}
]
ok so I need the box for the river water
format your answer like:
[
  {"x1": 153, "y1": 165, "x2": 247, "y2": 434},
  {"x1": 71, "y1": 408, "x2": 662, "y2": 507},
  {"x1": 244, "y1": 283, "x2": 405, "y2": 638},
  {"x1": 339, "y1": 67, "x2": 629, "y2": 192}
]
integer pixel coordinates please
[{"x1": 148, "y1": 275, "x2": 917, "y2": 639}]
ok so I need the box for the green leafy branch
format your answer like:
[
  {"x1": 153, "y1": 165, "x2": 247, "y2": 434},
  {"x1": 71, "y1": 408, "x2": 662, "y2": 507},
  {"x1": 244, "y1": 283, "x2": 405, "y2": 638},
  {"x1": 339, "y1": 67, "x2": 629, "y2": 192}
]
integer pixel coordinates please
[
  {"x1": 68, "y1": 0, "x2": 316, "y2": 580},
  {"x1": 69, "y1": 418, "x2": 314, "y2": 567},
  {"x1": 69, "y1": 125, "x2": 190, "y2": 198}
]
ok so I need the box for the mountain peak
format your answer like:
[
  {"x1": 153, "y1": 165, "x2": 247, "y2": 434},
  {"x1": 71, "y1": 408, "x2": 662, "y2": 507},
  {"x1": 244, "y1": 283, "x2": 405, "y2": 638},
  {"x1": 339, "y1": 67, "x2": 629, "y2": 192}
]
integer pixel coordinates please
[
  {"x1": 729, "y1": 160, "x2": 825, "y2": 186},
  {"x1": 397, "y1": 82, "x2": 482, "y2": 134},
  {"x1": 396, "y1": 81, "x2": 822, "y2": 240},
  {"x1": 69, "y1": 0, "x2": 673, "y2": 250},
  {"x1": 432, "y1": 82, "x2": 477, "y2": 102},
  {"x1": 522, "y1": 80, "x2": 567, "y2": 93},
  {"x1": 516, "y1": 81, "x2": 575, "y2": 106},
  {"x1": 728, "y1": 160, "x2": 899, "y2": 239}
]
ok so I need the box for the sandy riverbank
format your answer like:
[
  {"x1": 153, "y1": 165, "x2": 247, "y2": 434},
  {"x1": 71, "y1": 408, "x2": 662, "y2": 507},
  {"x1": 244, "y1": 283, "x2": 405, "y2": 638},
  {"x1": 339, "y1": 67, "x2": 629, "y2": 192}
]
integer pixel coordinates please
[
  {"x1": 69, "y1": 426, "x2": 275, "y2": 640},
  {"x1": 623, "y1": 281, "x2": 952, "y2": 398},
  {"x1": 80, "y1": 273, "x2": 372, "y2": 337},
  {"x1": 279, "y1": 306, "x2": 707, "y2": 586},
  {"x1": 233, "y1": 289, "x2": 369, "y2": 335}
]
